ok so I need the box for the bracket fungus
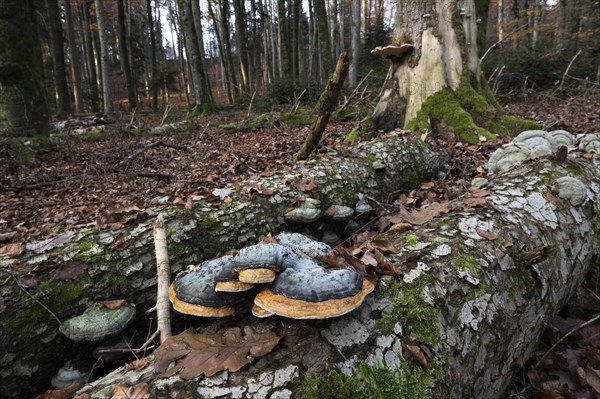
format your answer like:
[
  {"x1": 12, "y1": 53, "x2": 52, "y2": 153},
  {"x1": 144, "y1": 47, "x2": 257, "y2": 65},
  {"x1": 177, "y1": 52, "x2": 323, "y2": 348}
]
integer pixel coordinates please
[
  {"x1": 487, "y1": 142, "x2": 532, "y2": 174},
  {"x1": 578, "y1": 134, "x2": 600, "y2": 154},
  {"x1": 232, "y1": 244, "x2": 293, "y2": 283},
  {"x1": 284, "y1": 198, "x2": 322, "y2": 223},
  {"x1": 274, "y1": 233, "x2": 331, "y2": 258},
  {"x1": 59, "y1": 303, "x2": 136, "y2": 342},
  {"x1": 325, "y1": 205, "x2": 354, "y2": 222},
  {"x1": 550, "y1": 130, "x2": 575, "y2": 148},
  {"x1": 513, "y1": 130, "x2": 557, "y2": 156},
  {"x1": 371, "y1": 44, "x2": 414, "y2": 60},
  {"x1": 253, "y1": 255, "x2": 375, "y2": 319},
  {"x1": 51, "y1": 362, "x2": 88, "y2": 389},
  {"x1": 552, "y1": 176, "x2": 588, "y2": 206},
  {"x1": 169, "y1": 257, "x2": 253, "y2": 317},
  {"x1": 214, "y1": 256, "x2": 254, "y2": 292}
]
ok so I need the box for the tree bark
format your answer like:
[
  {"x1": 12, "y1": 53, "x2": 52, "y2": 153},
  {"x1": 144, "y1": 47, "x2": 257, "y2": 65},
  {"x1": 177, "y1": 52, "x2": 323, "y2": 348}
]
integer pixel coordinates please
[
  {"x1": 46, "y1": 0, "x2": 71, "y2": 116},
  {"x1": 314, "y1": 0, "x2": 334, "y2": 77},
  {"x1": 81, "y1": 0, "x2": 100, "y2": 112},
  {"x1": 0, "y1": 0, "x2": 50, "y2": 135},
  {"x1": 233, "y1": 0, "x2": 250, "y2": 92},
  {"x1": 146, "y1": 0, "x2": 159, "y2": 111},
  {"x1": 0, "y1": 133, "x2": 443, "y2": 398},
  {"x1": 117, "y1": 0, "x2": 138, "y2": 110},
  {"x1": 349, "y1": 0, "x2": 361, "y2": 86},
  {"x1": 75, "y1": 145, "x2": 599, "y2": 399},
  {"x1": 94, "y1": 0, "x2": 113, "y2": 116}
]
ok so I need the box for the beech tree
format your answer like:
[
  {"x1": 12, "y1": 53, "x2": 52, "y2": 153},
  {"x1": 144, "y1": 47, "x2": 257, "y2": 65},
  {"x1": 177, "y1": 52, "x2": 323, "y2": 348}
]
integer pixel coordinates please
[
  {"x1": 372, "y1": 0, "x2": 535, "y2": 141},
  {"x1": 46, "y1": 0, "x2": 71, "y2": 116}
]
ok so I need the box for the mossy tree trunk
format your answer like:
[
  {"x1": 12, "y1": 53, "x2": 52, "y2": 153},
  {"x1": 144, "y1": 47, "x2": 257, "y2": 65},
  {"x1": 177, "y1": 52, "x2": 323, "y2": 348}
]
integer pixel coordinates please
[
  {"x1": 78, "y1": 149, "x2": 598, "y2": 399},
  {"x1": 0, "y1": 0, "x2": 50, "y2": 135},
  {"x1": 372, "y1": 0, "x2": 535, "y2": 144},
  {"x1": 0, "y1": 134, "x2": 443, "y2": 397}
]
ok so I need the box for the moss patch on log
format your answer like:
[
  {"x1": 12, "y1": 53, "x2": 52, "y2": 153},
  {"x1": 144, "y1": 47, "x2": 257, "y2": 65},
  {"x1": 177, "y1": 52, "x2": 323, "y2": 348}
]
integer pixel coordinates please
[{"x1": 296, "y1": 360, "x2": 433, "y2": 399}]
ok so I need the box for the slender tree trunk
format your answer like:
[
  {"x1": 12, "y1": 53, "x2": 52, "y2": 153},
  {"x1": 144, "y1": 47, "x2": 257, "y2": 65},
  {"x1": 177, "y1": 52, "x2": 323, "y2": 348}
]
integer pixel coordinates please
[
  {"x1": 117, "y1": 0, "x2": 138, "y2": 110},
  {"x1": 146, "y1": 0, "x2": 159, "y2": 110},
  {"x1": 81, "y1": 0, "x2": 100, "y2": 112},
  {"x1": 314, "y1": 0, "x2": 334, "y2": 77},
  {"x1": 191, "y1": 0, "x2": 214, "y2": 103},
  {"x1": 349, "y1": 0, "x2": 361, "y2": 86},
  {"x1": 277, "y1": 0, "x2": 291, "y2": 77},
  {"x1": 233, "y1": 0, "x2": 250, "y2": 92},
  {"x1": 291, "y1": 0, "x2": 301, "y2": 81},
  {"x1": 207, "y1": 0, "x2": 233, "y2": 102},
  {"x1": 0, "y1": 0, "x2": 50, "y2": 135},
  {"x1": 94, "y1": 0, "x2": 113, "y2": 116},
  {"x1": 218, "y1": 0, "x2": 239, "y2": 101},
  {"x1": 64, "y1": 0, "x2": 84, "y2": 113},
  {"x1": 46, "y1": 0, "x2": 71, "y2": 116}
]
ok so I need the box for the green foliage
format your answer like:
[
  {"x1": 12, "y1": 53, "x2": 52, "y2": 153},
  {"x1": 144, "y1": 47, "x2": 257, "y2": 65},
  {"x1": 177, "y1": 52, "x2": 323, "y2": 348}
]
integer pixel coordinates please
[{"x1": 296, "y1": 360, "x2": 433, "y2": 399}]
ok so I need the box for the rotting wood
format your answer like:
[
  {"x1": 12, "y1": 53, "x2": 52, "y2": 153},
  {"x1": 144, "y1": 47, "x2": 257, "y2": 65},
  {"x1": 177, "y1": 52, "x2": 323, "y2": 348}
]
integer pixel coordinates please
[
  {"x1": 75, "y1": 149, "x2": 600, "y2": 399},
  {"x1": 0, "y1": 133, "x2": 443, "y2": 397}
]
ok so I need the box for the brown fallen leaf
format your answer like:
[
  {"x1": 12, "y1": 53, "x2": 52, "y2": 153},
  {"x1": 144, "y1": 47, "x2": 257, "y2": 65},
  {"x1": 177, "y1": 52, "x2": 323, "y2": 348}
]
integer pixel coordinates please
[
  {"x1": 371, "y1": 239, "x2": 399, "y2": 254},
  {"x1": 360, "y1": 251, "x2": 378, "y2": 267},
  {"x1": 586, "y1": 368, "x2": 600, "y2": 394},
  {"x1": 402, "y1": 340, "x2": 428, "y2": 368},
  {"x1": 0, "y1": 232, "x2": 17, "y2": 243},
  {"x1": 54, "y1": 261, "x2": 88, "y2": 281},
  {"x1": 172, "y1": 197, "x2": 187, "y2": 205},
  {"x1": 30, "y1": 232, "x2": 76, "y2": 254},
  {"x1": 111, "y1": 383, "x2": 150, "y2": 399},
  {"x1": 546, "y1": 191, "x2": 566, "y2": 208},
  {"x1": 112, "y1": 233, "x2": 128, "y2": 250},
  {"x1": 125, "y1": 358, "x2": 149, "y2": 371},
  {"x1": 536, "y1": 389, "x2": 565, "y2": 399},
  {"x1": 372, "y1": 248, "x2": 402, "y2": 276},
  {"x1": 19, "y1": 274, "x2": 40, "y2": 288},
  {"x1": 475, "y1": 228, "x2": 498, "y2": 241},
  {"x1": 463, "y1": 197, "x2": 491, "y2": 208},
  {"x1": 387, "y1": 223, "x2": 412, "y2": 235},
  {"x1": 100, "y1": 299, "x2": 126, "y2": 310},
  {"x1": 261, "y1": 233, "x2": 277, "y2": 244},
  {"x1": 154, "y1": 326, "x2": 281, "y2": 380},
  {"x1": 468, "y1": 188, "x2": 491, "y2": 197},
  {"x1": 0, "y1": 241, "x2": 24, "y2": 257},
  {"x1": 185, "y1": 197, "x2": 194, "y2": 210},
  {"x1": 398, "y1": 202, "x2": 449, "y2": 226},
  {"x1": 36, "y1": 383, "x2": 84, "y2": 399},
  {"x1": 420, "y1": 182, "x2": 434, "y2": 190}
]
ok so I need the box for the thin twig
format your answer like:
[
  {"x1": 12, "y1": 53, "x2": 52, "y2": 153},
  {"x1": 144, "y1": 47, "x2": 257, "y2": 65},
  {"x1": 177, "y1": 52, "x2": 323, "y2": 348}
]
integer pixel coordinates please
[
  {"x1": 10, "y1": 273, "x2": 62, "y2": 325},
  {"x1": 560, "y1": 50, "x2": 582, "y2": 90},
  {"x1": 534, "y1": 313, "x2": 600, "y2": 369},
  {"x1": 160, "y1": 103, "x2": 174, "y2": 127},
  {"x1": 247, "y1": 91, "x2": 257, "y2": 119},
  {"x1": 198, "y1": 122, "x2": 211, "y2": 140}
]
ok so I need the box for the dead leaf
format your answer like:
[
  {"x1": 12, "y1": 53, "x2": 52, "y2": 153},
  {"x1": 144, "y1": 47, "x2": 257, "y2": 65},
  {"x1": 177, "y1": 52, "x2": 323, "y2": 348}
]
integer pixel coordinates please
[
  {"x1": 371, "y1": 239, "x2": 399, "y2": 254},
  {"x1": 261, "y1": 233, "x2": 277, "y2": 244},
  {"x1": 154, "y1": 326, "x2": 281, "y2": 380},
  {"x1": 185, "y1": 197, "x2": 194, "y2": 210},
  {"x1": 0, "y1": 232, "x2": 17, "y2": 243},
  {"x1": 19, "y1": 274, "x2": 40, "y2": 288},
  {"x1": 402, "y1": 340, "x2": 428, "y2": 368},
  {"x1": 387, "y1": 223, "x2": 412, "y2": 235},
  {"x1": 586, "y1": 369, "x2": 600, "y2": 393},
  {"x1": 172, "y1": 197, "x2": 187, "y2": 205},
  {"x1": 36, "y1": 383, "x2": 84, "y2": 399},
  {"x1": 475, "y1": 228, "x2": 498, "y2": 241},
  {"x1": 372, "y1": 248, "x2": 402, "y2": 276},
  {"x1": 420, "y1": 182, "x2": 434, "y2": 190},
  {"x1": 54, "y1": 261, "x2": 87, "y2": 281},
  {"x1": 211, "y1": 188, "x2": 231, "y2": 199},
  {"x1": 223, "y1": 196, "x2": 233, "y2": 204},
  {"x1": 546, "y1": 191, "x2": 566, "y2": 208},
  {"x1": 463, "y1": 197, "x2": 491, "y2": 208},
  {"x1": 100, "y1": 299, "x2": 126, "y2": 310},
  {"x1": 360, "y1": 251, "x2": 378, "y2": 267},
  {"x1": 0, "y1": 241, "x2": 24, "y2": 257},
  {"x1": 537, "y1": 389, "x2": 565, "y2": 399},
  {"x1": 111, "y1": 383, "x2": 150, "y2": 399},
  {"x1": 112, "y1": 233, "x2": 128, "y2": 250},
  {"x1": 398, "y1": 202, "x2": 450, "y2": 225},
  {"x1": 468, "y1": 188, "x2": 491, "y2": 197},
  {"x1": 125, "y1": 358, "x2": 149, "y2": 371},
  {"x1": 30, "y1": 232, "x2": 76, "y2": 254}
]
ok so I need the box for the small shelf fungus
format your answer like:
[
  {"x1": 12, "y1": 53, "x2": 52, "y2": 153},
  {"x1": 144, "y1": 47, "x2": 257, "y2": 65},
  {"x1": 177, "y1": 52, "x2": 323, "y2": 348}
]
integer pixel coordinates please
[
  {"x1": 550, "y1": 130, "x2": 575, "y2": 148},
  {"x1": 169, "y1": 257, "x2": 253, "y2": 317},
  {"x1": 325, "y1": 205, "x2": 354, "y2": 222},
  {"x1": 371, "y1": 44, "x2": 414, "y2": 60},
  {"x1": 214, "y1": 255, "x2": 254, "y2": 292},
  {"x1": 51, "y1": 362, "x2": 89, "y2": 389},
  {"x1": 232, "y1": 244, "x2": 294, "y2": 283},
  {"x1": 284, "y1": 198, "x2": 322, "y2": 223},
  {"x1": 487, "y1": 142, "x2": 532, "y2": 174},
  {"x1": 513, "y1": 130, "x2": 557, "y2": 156},
  {"x1": 552, "y1": 176, "x2": 588, "y2": 206},
  {"x1": 578, "y1": 134, "x2": 600, "y2": 154},
  {"x1": 253, "y1": 255, "x2": 375, "y2": 319},
  {"x1": 274, "y1": 233, "x2": 331, "y2": 258},
  {"x1": 59, "y1": 303, "x2": 136, "y2": 342}
]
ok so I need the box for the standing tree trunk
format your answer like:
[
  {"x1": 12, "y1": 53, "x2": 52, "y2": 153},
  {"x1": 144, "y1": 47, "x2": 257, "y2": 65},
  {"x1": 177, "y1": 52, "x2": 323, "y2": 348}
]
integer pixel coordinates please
[
  {"x1": 277, "y1": 0, "x2": 291, "y2": 78},
  {"x1": 64, "y1": 0, "x2": 85, "y2": 114},
  {"x1": 178, "y1": 0, "x2": 213, "y2": 115},
  {"x1": 290, "y1": 0, "x2": 301, "y2": 82},
  {"x1": 233, "y1": 0, "x2": 250, "y2": 93},
  {"x1": 146, "y1": 0, "x2": 159, "y2": 110},
  {"x1": 118, "y1": 0, "x2": 138, "y2": 110},
  {"x1": 191, "y1": 0, "x2": 214, "y2": 104},
  {"x1": 81, "y1": 0, "x2": 100, "y2": 112},
  {"x1": 349, "y1": 0, "x2": 361, "y2": 86},
  {"x1": 94, "y1": 0, "x2": 113, "y2": 116},
  {"x1": 372, "y1": 0, "x2": 534, "y2": 143},
  {"x1": 314, "y1": 0, "x2": 334, "y2": 77},
  {"x1": 46, "y1": 0, "x2": 71, "y2": 116},
  {"x1": 0, "y1": 0, "x2": 50, "y2": 135}
]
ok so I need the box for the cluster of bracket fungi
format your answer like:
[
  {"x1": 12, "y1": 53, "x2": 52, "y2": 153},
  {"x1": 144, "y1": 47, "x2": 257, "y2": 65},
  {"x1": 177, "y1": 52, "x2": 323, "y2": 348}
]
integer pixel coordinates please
[
  {"x1": 487, "y1": 129, "x2": 592, "y2": 206},
  {"x1": 169, "y1": 233, "x2": 376, "y2": 319}
]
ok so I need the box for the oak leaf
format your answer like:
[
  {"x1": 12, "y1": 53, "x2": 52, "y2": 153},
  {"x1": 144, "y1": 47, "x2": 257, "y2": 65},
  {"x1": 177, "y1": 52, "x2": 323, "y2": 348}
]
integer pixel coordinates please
[
  {"x1": 398, "y1": 202, "x2": 449, "y2": 225},
  {"x1": 154, "y1": 326, "x2": 281, "y2": 380}
]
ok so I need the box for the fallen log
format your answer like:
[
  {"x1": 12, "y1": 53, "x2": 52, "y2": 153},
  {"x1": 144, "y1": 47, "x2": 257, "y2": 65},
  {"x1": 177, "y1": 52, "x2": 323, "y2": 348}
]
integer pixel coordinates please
[
  {"x1": 74, "y1": 146, "x2": 600, "y2": 398},
  {"x1": 0, "y1": 132, "x2": 443, "y2": 397}
]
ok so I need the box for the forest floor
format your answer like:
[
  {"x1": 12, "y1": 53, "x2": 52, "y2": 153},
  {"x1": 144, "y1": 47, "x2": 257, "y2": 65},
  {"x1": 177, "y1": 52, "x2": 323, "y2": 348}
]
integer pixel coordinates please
[{"x1": 1, "y1": 93, "x2": 599, "y2": 398}]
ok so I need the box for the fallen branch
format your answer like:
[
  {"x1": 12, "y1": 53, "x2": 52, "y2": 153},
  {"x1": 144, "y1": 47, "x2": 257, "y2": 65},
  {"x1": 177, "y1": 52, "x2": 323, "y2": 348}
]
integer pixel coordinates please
[
  {"x1": 119, "y1": 140, "x2": 190, "y2": 166},
  {"x1": 560, "y1": 50, "x2": 582, "y2": 90},
  {"x1": 149, "y1": 213, "x2": 172, "y2": 343},
  {"x1": 1, "y1": 175, "x2": 85, "y2": 192}
]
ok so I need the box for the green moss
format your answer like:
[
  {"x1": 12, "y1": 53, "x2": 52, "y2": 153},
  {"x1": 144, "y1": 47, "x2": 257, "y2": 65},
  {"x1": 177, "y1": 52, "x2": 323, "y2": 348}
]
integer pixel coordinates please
[
  {"x1": 565, "y1": 164, "x2": 582, "y2": 176},
  {"x1": 332, "y1": 107, "x2": 356, "y2": 122},
  {"x1": 296, "y1": 360, "x2": 434, "y2": 399},
  {"x1": 455, "y1": 246, "x2": 487, "y2": 296},
  {"x1": 404, "y1": 235, "x2": 420, "y2": 247},
  {"x1": 399, "y1": 169, "x2": 421, "y2": 189},
  {"x1": 344, "y1": 116, "x2": 374, "y2": 144},
  {"x1": 438, "y1": 217, "x2": 453, "y2": 227},
  {"x1": 3, "y1": 281, "x2": 85, "y2": 341},
  {"x1": 102, "y1": 272, "x2": 129, "y2": 289},
  {"x1": 377, "y1": 274, "x2": 439, "y2": 346},
  {"x1": 77, "y1": 239, "x2": 95, "y2": 251},
  {"x1": 282, "y1": 111, "x2": 315, "y2": 126},
  {"x1": 199, "y1": 215, "x2": 227, "y2": 257},
  {"x1": 488, "y1": 115, "x2": 541, "y2": 137}
]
